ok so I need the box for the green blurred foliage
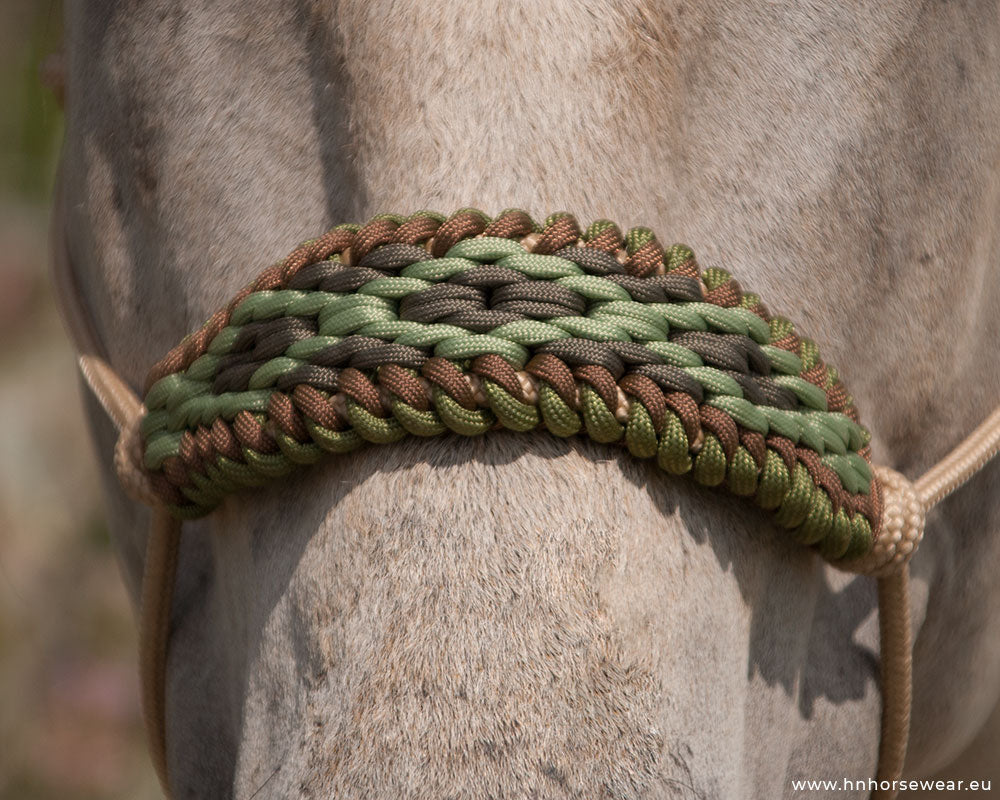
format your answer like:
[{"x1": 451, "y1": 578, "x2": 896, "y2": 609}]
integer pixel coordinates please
[{"x1": 0, "y1": 0, "x2": 63, "y2": 205}]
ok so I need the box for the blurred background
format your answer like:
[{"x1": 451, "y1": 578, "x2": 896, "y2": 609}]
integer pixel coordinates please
[{"x1": 0, "y1": 2, "x2": 159, "y2": 797}]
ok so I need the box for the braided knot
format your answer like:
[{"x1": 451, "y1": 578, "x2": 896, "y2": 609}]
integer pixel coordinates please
[{"x1": 838, "y1": 465, "x2": 924, "y2": 576}]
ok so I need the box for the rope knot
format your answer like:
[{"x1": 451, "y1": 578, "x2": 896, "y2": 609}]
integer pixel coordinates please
[
  {"x1": 839, "y1": 465, "x2": 924, "y2": 577},
  {"x1": 79, "y1": 354, "x2": 163, "y2": 509},
  {"x1": 115, "y1": 413, "x2": 162, "y2": 507}
]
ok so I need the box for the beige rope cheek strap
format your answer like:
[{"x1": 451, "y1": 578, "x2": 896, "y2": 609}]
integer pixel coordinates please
[
  {"x1": 72, "y1": 210, "x2": 1000, "y2": 800},
  {"x1": 78, "y1": 357, "x2": 179, "y2": 788}
]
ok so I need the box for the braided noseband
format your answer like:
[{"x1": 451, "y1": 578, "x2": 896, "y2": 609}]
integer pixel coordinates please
[
  {"x1": 81, "y1": 209, "x2": 1000, "y2": 800},
  {"x1": 133, "y1": 209, "x2": 891, "y2": 567}
]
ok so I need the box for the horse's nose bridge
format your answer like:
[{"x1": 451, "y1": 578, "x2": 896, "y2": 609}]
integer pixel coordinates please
[{"x1": 222, "y1": 435, "x2": 771, "y2": 799}]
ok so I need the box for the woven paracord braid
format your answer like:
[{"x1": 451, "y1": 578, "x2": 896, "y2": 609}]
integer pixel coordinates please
[{"x1": 138, "y1": 209, "x2": 883, "y2": 564}]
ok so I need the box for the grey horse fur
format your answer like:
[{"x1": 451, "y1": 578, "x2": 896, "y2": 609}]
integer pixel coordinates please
[{"x1": 58, "y1": 1, "x2": 1000, "y2": 797}]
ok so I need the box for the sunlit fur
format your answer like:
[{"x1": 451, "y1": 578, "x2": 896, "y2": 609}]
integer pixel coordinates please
[{"x1": 60, "y1": 2, "x2": 1000, "y2": 797}]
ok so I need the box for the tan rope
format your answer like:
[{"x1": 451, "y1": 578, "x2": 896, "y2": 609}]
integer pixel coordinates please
[
  {"x1": 915, "y1": 405, "x2": 1000, "y2": 508},
  {"x1": 833, "y1": 466, "x2": 921, "y2": 800},
  {"x1": 78, "y1": 355, "x2": 142, "y2": 432},
  {"x1": 872, "y1": 569, "x2": 912, "y2": 800},
  {"x1": 139, "y1": 509, "x2": 180, "y2": 796}
]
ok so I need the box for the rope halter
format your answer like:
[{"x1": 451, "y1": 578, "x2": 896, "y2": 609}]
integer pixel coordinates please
[{"x1": 77, "y1": 209, "x2": 1000, "y2": 800}]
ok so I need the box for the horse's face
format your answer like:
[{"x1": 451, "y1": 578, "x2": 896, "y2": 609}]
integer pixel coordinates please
[{"x1": 58, "y1": 2, "x2": 1000, "y2": 796}]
